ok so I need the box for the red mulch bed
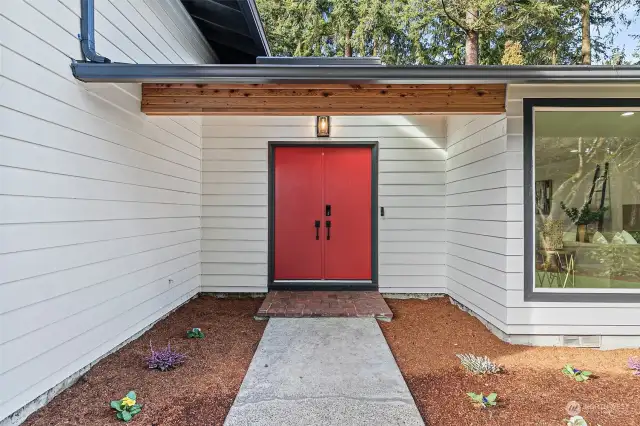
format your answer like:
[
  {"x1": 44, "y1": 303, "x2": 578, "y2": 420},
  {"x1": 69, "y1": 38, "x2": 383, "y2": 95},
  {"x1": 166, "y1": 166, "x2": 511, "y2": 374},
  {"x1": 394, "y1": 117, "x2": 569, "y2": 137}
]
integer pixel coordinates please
[
  {"x1": 380, "y1": 298, "x2": 640, "y2": 426},
  {"x1": 24, "y1": 297, "x2": 265, "y2": 426}
]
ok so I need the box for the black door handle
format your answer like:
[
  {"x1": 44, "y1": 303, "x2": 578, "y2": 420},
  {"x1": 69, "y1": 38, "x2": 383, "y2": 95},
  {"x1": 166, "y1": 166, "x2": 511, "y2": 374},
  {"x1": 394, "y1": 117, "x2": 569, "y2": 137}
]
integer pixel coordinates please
[
  {"x1": 326, "y1": 220, "x2": 331, "y2": 240},
  {"x1": 315, "y1": 220, "x2": 320, "y2": 240}
]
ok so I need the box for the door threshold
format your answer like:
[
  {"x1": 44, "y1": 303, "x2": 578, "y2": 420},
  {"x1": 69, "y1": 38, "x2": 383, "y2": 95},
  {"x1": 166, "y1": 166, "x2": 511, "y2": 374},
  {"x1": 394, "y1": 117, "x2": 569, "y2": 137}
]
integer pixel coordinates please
[
  {"x1": 273, "y1": 280, "x2": 373, "y2": 283},
  {"x1": 270, "y1": 280, "x2": 376, "y2": 291}
]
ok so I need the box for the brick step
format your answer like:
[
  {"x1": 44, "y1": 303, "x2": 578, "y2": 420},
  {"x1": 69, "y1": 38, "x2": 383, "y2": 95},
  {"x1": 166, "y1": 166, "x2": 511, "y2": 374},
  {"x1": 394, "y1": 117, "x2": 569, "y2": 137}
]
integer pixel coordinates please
[{"x1": 256, "y1": 291, "x2": 393, "y2": 320}]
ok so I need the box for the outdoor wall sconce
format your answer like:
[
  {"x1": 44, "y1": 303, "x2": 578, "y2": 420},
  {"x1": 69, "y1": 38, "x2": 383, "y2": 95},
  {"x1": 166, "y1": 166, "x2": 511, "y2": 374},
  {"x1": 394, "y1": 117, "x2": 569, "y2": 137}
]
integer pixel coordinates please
[{"x1": 316, "y1": 116, "x2": 331, "y2": 137}]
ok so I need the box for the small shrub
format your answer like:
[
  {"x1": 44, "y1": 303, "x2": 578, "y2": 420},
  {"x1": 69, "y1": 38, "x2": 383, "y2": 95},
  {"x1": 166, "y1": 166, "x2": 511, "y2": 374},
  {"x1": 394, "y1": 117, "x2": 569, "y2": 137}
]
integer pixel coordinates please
[
  {"x1": 565, "y1": 417, "x2": 588, "y2": 426},
  {"x1": 110, "y1": 391, "x2": 142, "y2": 422},
  {"x1": 456, "y1": 354, "x2": 502, "y2": 375},
  {"x1": 146, "y1": 342, "x2": 186, "y2": 371},
  {"x1": 187, "y1": 327, "x2": 205, "y2": 339},
  {"x1": 566, "y1": 401, "x2": 581, "y2": 417},
  {"x1": 564, "y1": 401, "x2": 588, "y2": 425},
  {"x1": 467, "y1": 392, "x2": 498, "y2": 409},
  {"x1": 562, "y1": 364, "x2": 592, "y2": 382},
  {"x1": 563, "y1": 401, "x2": 587, "y2": 426},
  {"x1": 628, "y1": 356, "x2": 640, "y2": 376}
]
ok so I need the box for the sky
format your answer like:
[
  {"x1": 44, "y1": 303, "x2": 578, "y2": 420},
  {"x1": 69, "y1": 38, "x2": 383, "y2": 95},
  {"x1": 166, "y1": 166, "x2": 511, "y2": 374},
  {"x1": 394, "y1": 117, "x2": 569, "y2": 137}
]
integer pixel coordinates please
[{"x1": 608, "y1": 6, "x2": 639, "y2": 61}]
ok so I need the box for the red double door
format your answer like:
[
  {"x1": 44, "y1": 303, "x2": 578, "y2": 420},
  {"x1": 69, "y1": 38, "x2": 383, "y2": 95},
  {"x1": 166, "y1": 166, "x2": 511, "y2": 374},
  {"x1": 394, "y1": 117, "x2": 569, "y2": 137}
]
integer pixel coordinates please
[{"x1": 274, "y1": 146, "x2": 372, "y2": 281}]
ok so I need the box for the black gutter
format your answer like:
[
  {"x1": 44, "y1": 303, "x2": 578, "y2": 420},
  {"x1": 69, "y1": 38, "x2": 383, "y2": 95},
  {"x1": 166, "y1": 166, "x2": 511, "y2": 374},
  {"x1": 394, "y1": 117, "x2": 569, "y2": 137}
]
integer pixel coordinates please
[
  {"x1": 71, "y1": 62, "x2": 640, "y2": 84},
  {"x1": 80, "y1": 0, "x2": 110, "y2": 63}
]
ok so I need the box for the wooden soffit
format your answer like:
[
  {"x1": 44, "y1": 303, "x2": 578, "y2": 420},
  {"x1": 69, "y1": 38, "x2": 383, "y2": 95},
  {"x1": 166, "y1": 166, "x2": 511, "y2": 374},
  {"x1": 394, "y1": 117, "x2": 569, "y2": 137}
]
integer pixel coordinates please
[{"x1": 141, "y1": 83, "x2": 506, "y2": 116}]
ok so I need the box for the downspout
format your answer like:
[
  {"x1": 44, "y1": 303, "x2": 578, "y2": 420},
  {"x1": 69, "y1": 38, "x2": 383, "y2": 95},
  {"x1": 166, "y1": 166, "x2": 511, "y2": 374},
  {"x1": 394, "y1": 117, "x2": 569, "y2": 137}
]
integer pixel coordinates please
[{"x1": 79, "y1": 0, "x2": 110, "y2": 63}]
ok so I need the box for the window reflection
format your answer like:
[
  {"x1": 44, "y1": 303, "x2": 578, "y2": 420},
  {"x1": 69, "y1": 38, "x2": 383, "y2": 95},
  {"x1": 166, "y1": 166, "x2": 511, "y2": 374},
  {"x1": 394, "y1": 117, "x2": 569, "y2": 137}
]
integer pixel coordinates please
[{"x1": 534, "y1": 110, "x2": 640, "y2": 289}]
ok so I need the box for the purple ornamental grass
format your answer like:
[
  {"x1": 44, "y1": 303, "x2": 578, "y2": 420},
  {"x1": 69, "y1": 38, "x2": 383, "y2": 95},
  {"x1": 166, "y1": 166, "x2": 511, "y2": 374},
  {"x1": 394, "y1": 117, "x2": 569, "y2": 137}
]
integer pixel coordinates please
[
  {"x1": 146, "y1": 342, "x2": 186, "y2": 371},
  {"x1": 628, "y1": 356, "x2": 640, "y2": 376}
]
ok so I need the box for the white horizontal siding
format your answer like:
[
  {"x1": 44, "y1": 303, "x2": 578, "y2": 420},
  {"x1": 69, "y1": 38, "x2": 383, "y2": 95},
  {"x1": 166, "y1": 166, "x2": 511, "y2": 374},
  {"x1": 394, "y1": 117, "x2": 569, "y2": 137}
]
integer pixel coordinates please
[
  {"x1": 201, "y1": 116, "x2": 447, "y2": 293},
  {"x1": 445, "y1": 114, "x2": 515, "y2": 329},
  {"x1": 0, "y1": 0, "x2": 211, "y2": 421},
  {"x1": 503, "y1": 83, "x2": 640, "y2": 336}
]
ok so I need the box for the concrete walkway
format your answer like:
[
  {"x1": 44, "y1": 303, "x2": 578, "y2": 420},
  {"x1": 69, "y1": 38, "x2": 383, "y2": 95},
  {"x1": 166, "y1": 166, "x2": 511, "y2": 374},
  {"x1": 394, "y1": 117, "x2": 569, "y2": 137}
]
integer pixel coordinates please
[{"x1": 224, "y1": 318, "x2": 424, "y2": 426}]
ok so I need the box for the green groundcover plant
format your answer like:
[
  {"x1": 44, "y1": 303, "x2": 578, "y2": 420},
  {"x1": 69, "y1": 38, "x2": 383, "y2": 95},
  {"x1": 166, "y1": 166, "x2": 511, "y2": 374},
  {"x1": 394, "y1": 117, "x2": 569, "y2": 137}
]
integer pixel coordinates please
[
  {"x1": 110, "y1": 391, "x2": 142, "y2": 422},
  {"x1": 187, "y1": 327, "x2": 205, "y2": 339},
  {"x1": 564, "y1": 415, "x2": 588, "y2": 426},
  {"x1": 467, "y1": 392, "x2": 498, "y2": 408},
  {"x1": 562, "y1": 364, "x2": 592, "y2": 382}
]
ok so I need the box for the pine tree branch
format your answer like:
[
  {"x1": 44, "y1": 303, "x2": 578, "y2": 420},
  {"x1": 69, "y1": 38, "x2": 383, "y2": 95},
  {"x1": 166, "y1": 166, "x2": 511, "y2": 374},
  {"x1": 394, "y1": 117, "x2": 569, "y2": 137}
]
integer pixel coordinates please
[{"x1": 440, "y1": 0, "x2": 469, "y2": 34}]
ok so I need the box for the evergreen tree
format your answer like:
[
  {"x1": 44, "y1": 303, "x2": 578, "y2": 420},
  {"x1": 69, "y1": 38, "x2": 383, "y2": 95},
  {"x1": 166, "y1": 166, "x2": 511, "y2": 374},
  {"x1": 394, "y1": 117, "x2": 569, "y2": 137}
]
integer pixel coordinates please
[
  {"x1": 501, "y1": 40, "x2": 524, "y2": 64},
  {"x1": 256, "y1": 0, "x2": 638, "y2": 65},
  {"x1": 568, "y1": 0, "x2": 637, "y2": 64},
  {"x1": 404, "y1": 0, "x2": 466, "y2": 64},
  {"x1": 256, "y1": 0, "x2": 330, "y2": 56},
  {"x1": 522, "y1": 1, "x2": 581, "y2": 65},
  {"x1": 331, "y1": 0, "x2": 359, "y2": 56},
  {"x1": 630, "y1": 35, "x2": 640, "y2": 64}
]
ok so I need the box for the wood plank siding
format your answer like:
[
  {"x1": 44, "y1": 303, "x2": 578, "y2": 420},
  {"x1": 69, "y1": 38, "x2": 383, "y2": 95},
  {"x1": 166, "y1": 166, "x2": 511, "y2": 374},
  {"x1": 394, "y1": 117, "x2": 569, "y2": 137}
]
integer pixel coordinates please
[{"x1": 141, "y1": 84, "x2": 507, "y2": 115}]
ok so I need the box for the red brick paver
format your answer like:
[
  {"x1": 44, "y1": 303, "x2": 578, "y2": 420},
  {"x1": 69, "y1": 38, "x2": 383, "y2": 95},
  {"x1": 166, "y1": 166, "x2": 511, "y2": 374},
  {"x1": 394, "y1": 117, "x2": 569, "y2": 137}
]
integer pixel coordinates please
[{"x1": 256, "y1": 291, "x2": 393, "y2": 319}]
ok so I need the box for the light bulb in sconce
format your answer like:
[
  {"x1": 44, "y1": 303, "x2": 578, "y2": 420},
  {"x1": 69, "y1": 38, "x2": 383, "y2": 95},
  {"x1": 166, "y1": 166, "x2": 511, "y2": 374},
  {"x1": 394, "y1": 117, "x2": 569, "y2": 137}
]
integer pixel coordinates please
[{"x1": 316, "y1": 116, "x2": 330, "y2": 137}]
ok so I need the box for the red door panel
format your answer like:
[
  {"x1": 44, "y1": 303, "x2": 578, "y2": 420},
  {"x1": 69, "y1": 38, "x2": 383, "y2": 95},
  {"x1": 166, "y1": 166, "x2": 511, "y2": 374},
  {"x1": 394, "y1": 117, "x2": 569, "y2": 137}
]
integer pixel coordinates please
[
  {"x1": 322, "y1": 147, "x2": 372, "y2": 279},
  {"x1": 274, "y1": 147, "x2": 323, "y2": 279}
]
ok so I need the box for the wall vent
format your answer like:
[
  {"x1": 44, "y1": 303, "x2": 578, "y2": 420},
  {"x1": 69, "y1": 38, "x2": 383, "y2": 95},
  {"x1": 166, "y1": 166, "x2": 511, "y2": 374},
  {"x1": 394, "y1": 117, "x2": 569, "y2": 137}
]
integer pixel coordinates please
[{"x1": 561, "y1": 335, "x2": 601, "y2": 348}]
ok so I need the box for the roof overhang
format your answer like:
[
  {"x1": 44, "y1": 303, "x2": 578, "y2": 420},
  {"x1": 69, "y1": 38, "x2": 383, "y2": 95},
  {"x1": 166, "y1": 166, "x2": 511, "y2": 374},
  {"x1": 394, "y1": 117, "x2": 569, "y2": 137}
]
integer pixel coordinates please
[
  {"x1": 179, "y1": 0, "x2": 270, "y2": 63},
  {"x1": 71, "y1": 63, "x2": 640, "y2": 84}
]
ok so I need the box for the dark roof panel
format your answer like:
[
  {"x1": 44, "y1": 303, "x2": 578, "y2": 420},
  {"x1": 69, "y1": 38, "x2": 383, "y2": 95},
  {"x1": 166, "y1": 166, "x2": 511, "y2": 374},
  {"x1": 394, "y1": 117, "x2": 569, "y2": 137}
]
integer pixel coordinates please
[
  {"x1": 257, "y1": 57, "x2": 383, "y2": 65},
  {"x1": 180, "y1": 0, "x2": 269, "y2": 63}
]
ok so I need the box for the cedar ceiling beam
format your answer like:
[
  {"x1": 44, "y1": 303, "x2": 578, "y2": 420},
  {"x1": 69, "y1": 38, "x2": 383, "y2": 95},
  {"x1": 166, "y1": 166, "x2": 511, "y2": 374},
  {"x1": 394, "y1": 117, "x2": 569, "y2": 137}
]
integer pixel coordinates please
[{"x1": 141, "y1": 83, "x2": 507, "y2": 116}]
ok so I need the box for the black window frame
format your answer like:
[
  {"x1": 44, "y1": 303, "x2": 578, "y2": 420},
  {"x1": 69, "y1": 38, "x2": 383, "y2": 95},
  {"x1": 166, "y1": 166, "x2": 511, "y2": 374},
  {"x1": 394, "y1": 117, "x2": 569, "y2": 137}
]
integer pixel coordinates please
[{"x1": 523, "y1": 98, "x2": 640, "y2": 303}]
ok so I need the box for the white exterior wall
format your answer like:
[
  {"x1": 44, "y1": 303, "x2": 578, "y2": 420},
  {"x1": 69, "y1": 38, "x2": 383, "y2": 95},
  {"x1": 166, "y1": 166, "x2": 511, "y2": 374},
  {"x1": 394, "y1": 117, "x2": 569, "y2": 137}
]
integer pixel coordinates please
[
  {"x1": 0, "y1": 0, "x2": 214, "y2": 421},
  {"x1": 445, "y1": 114, "x2": 520, "y2": 334},
  {"x1": 201, "y1": 116, "x2": 447, "y2": 294},
  {"x1": 503, "y1": 84, "x2": 640, "y2": 345},
  {"x1": 444, "y1": 86, "x2": 640, "y2": 347},
  {"x1": 202, "y1": 106, "x2": 640, "y2": 347}
]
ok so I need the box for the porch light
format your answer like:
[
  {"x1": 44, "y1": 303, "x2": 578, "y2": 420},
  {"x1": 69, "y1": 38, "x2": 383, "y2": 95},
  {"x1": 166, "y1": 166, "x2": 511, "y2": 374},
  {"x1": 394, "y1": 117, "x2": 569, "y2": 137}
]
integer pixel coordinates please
[{"x1": 316, "y1": 116, "x2": 330, "y2": 137}]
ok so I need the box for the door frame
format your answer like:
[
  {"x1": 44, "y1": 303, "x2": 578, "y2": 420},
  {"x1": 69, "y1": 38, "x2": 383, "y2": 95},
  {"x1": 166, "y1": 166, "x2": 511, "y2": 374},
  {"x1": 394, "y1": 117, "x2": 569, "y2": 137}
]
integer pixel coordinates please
[{"x1": 268, "y1": 141, "x2": 379, "y2": 291}]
